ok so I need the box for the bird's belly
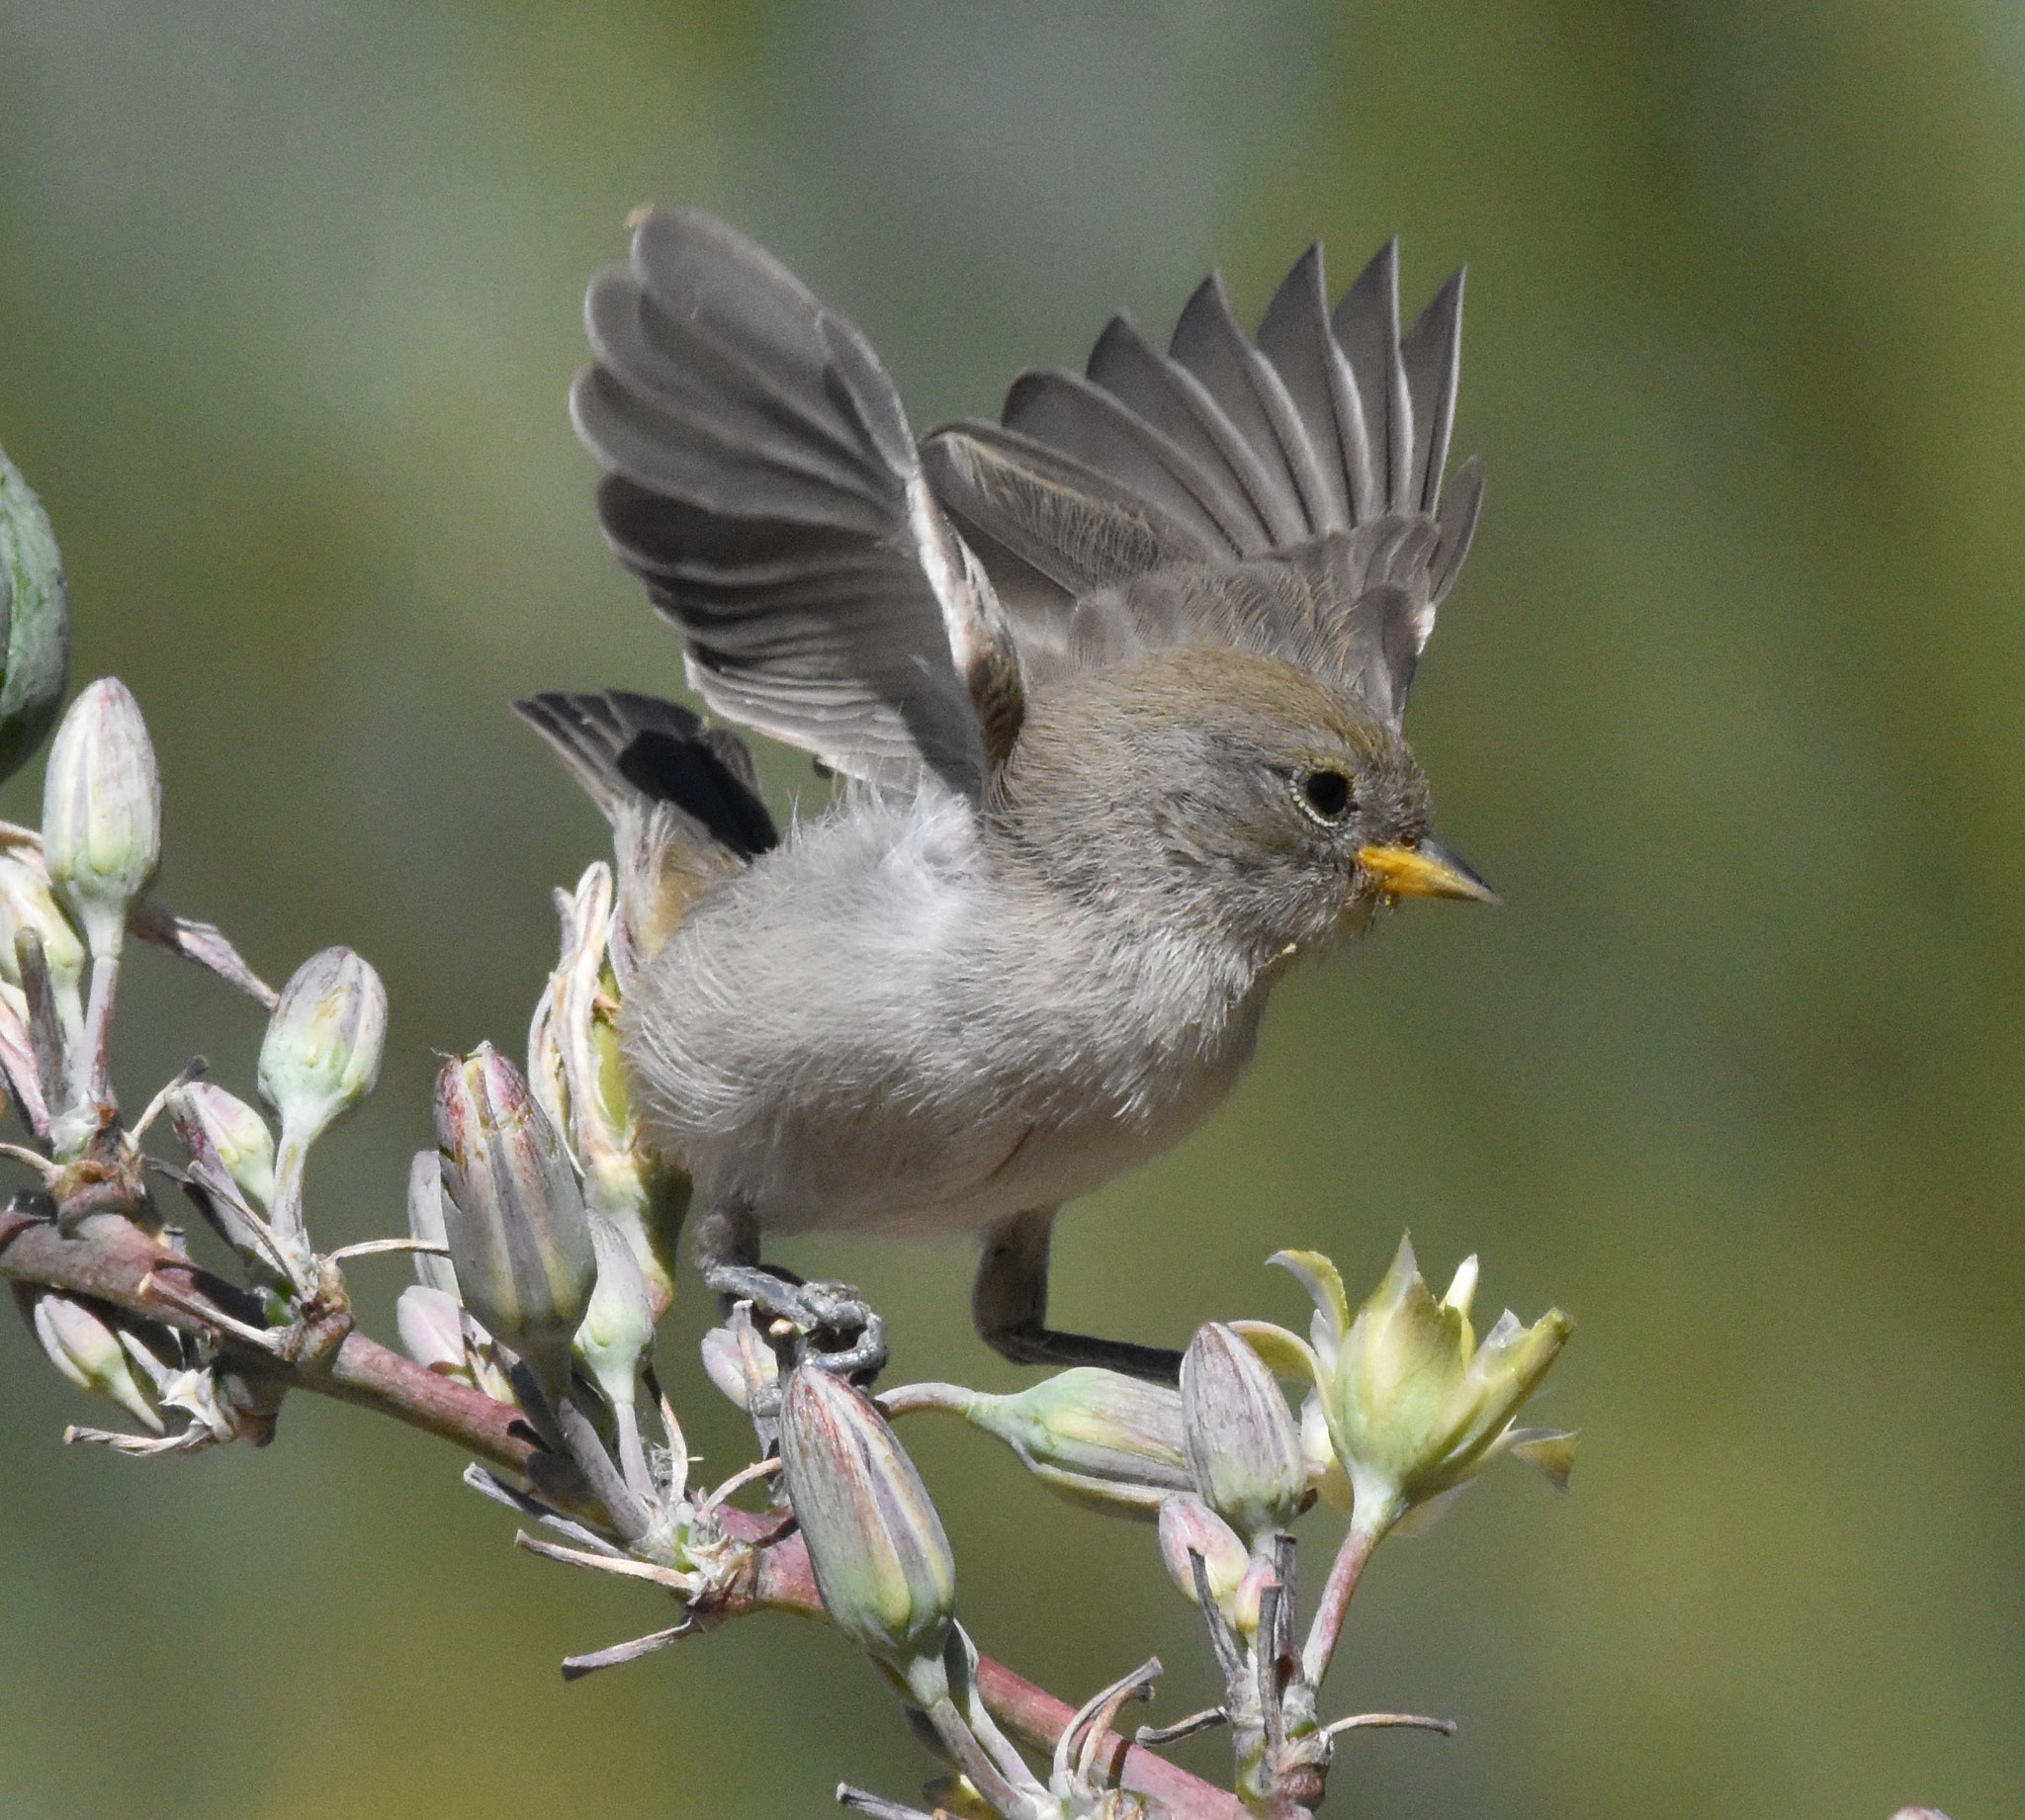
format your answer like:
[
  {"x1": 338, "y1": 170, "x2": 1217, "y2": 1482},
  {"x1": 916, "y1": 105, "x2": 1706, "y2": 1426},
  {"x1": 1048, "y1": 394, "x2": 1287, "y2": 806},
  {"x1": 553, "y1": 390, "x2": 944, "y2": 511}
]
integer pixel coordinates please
[{"x1": 675, "y1": 998, "x2": 1263, "y2": 1240}]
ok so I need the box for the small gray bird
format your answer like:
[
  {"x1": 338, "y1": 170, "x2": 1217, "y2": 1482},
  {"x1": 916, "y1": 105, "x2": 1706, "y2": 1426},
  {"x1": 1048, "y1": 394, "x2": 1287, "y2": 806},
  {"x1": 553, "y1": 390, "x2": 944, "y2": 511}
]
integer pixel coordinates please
[{"x1": 520, "y1": 207, "x2": 1494, "y2": 1383}]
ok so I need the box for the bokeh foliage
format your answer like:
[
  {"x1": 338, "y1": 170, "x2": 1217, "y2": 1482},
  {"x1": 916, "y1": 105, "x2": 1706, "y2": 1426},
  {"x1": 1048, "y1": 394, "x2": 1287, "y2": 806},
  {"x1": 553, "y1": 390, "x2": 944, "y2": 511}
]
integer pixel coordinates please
[{"x1": 2, "y1": 3, "x2": 2020, "y2": 1815}]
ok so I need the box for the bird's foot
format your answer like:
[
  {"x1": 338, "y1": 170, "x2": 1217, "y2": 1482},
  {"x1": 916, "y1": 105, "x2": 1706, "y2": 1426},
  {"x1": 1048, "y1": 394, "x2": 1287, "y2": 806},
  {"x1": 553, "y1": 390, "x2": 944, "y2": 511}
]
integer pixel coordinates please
[{"x1": 703, "y1": 1262, "x2": 889, "y2": 1386}]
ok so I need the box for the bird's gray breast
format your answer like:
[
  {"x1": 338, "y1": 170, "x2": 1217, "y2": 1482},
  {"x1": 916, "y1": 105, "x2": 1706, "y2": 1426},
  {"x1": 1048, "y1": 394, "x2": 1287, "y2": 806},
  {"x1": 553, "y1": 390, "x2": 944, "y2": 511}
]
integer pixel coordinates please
[{"x1": 619, "y1": 790, "x2": 1266, "y2": 1237}]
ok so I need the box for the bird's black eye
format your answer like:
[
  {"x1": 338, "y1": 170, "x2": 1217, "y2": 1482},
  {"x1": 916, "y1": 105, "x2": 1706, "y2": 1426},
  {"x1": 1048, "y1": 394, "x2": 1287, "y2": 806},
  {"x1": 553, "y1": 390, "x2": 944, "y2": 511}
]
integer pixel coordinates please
[{"x1": 1295, "y1": 766, "x2": 1354, "y2": 824}]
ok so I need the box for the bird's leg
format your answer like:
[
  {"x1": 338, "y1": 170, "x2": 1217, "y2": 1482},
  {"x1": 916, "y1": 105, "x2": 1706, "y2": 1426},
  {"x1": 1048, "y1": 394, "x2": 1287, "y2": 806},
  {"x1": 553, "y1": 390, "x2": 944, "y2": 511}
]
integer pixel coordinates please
[
  {"x1": 972, "y1": 1207, "x2": 1182, "y2": 1385},
  {"x1": 691, "y1": 1197, "x2": 888, "y2": 1381}
]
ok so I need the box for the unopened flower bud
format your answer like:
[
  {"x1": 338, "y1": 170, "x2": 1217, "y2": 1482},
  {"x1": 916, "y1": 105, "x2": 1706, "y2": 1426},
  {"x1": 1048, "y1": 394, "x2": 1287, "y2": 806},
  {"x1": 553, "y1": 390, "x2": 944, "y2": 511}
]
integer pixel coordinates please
[
  {"x1": 1157, "y1": 1493, "x2": 1249, "y2": 1617},
  {"x1": 165, "y1": 1083, "x2": 288, "y2": 1282},
  {"x1": 1181, "y1": 1323, "x2": 1309, "y2": 1545},
  {"x1": 31, "y1": 1293, "x2": 164, "y2": 1433},
  {"x1": 433, "y1": 1043, "x2": 595, "y2": 1403},
  {"x1": 576, "y1": 1210, "x2": 657, "y2": 1497},
  {"x1": 701, "y1": 1304, "x2": 778, "y2": 1413},
  {"x1": 532, "y1": 860, "x2": 680, "y2": 1311},
  {"x1": 257, "y1": 946, "x2": 388, "y2": 1148},
  {"x1": 396, "y1": 1284, "x2": 470, "y2": 1378},
  {"x1": 779, "y1": 1366, "x2": 956, "y2": 1706},
  {"x1": 0, "y1": 853, "x2": 83, "y2": 994},
  {"x1": 1230, "y1": 1555, "x2": 1280, "y2": 1638},
  {"x1": 394, "y1": 1274, "x2": 514, "y2": 1406},
  {"x1": 0, "y1": 445, "x2": 71, "y2": 785},
  {"x1": 945, "y1": 1368, "x2": 1190, "y2": 1511},
  {"x1": 41, "y1": 678, "x2": 159, "y2": 958},
  {"x1": 256, "y1": 946, "x2": 387, "y2": 1270},
  {"x1": 176, "y1": 1083, "x2": 275, "y2": 1212},
  {"x1": 404, "y1": 1149, "x2": 460, "y2": 1297},
  {"x1": 576, "y1": 1212, "x2": 654, "y2": 1410}
]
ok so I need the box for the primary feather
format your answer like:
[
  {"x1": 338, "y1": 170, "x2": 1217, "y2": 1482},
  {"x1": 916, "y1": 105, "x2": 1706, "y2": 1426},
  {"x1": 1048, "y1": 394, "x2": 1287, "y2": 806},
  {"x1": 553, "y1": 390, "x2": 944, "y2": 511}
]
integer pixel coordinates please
[
  {"x1": 922, "y1": 234, "x2": 1481, "y2": 724},
  {"x1": 573, "y1": 207, "x2": 1021, "y2": 798}
]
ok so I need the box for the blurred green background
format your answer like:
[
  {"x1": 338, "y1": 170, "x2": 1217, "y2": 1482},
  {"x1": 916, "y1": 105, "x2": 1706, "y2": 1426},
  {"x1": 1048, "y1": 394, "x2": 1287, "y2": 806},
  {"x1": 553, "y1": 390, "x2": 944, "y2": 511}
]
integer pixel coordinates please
[{"x1": 2, "y1": 2, "x2": 2020, "y2": 1815}]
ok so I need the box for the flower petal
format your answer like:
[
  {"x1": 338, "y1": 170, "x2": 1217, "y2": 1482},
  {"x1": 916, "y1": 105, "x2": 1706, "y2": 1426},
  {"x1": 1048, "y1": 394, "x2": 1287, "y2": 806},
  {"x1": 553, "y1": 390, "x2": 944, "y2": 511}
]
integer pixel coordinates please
[
  {"x1": 1509, "y1": 1427, "x2": 1579, "y2": 1492},
  {"x1": 1266, "y1": 1250, "x2": 1351, "y2": 1344},
  {"x1": 1228, "y1": 1320, "x2": 1324, "y2": 1394}
]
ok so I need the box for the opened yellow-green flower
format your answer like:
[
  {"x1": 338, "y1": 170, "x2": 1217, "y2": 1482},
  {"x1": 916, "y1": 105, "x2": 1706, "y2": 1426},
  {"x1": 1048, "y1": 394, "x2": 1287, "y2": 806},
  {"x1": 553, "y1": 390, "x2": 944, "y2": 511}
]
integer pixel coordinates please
[{"x1": 1236, "y1": 1237, "x2": 1574, "y2": 1536}]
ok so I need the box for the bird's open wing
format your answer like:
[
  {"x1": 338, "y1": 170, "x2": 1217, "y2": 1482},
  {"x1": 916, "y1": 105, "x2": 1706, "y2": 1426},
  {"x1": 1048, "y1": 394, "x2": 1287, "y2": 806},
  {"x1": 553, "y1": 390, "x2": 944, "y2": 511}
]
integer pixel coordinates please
[
  {"x1": 572, "y1": 207, "x2": 1022, "y2": 799},
  {"x1": 920, "y1": 242, "x2": 1482, "y2": 728}
]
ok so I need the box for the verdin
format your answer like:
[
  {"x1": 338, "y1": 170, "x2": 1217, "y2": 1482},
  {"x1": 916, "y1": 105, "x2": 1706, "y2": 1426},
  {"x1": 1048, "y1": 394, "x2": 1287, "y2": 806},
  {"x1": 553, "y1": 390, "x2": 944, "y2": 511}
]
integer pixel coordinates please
[{"x1": 522, "y1": 208, "x2": 1493, "y2": 1382}]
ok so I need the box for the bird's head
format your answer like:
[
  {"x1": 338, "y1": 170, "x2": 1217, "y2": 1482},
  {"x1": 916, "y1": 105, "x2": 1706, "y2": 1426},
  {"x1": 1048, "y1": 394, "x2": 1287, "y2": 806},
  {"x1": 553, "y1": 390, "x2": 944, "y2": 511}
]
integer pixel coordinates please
[{"x1": 990, "y1": 645, "x2": 1494, "y2": 971}]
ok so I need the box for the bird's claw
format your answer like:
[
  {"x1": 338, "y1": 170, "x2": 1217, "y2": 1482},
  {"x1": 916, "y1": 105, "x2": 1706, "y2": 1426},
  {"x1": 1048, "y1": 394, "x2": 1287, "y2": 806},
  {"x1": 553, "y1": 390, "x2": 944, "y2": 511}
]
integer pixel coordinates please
[
  {"x1": 704, "y1": 1263, "x2": 889, "y2": 1386},
  {"x1": 782, "y1": 1277, "x2": 887, "y2": 1381}
]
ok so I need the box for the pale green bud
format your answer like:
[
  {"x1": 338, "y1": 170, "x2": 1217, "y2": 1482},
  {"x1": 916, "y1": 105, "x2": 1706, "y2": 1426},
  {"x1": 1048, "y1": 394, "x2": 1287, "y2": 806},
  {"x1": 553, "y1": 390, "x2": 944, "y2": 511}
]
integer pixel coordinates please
[
  {"x1": 949, "y1": 1367, "x2": 1190, "y2": 1512},
  {"x1": 778, "y1": 1366, "x2": 956, "y2": 1707},
  {"x1": 176, "y1": 1083, "x2": 276, "y2": 1212},
  {"x1": 577, "y1": 1209, "x2": 658, "y2": 1499},
  {"x1": 0, "y1": 853, "x2": 84, "y2": 993},
  {"x1": 433, "y1": 1043, "x2": 595, "y2": 1403},
  {"x1": 257, "y1": 946, "x2": 387, "y2": 1271},
  {"x1": 257, "y1": 946, "x2": 388, "y2": 1147},
  {"x1": 41, "y1": 678, "x2": 158, "y2": 958},
  {"x1": 575, "y1": 1210, "x2": 653, "y2": 1413},
  {"x1": 31, "y1": 1292, "x2": 164, "y2": 1433},
  {"x1": 0, "y1": 445, "x2": 70, "y2": 785},
  {"x1": 165, "y1": 1083, "x2": 289, "y2": 1283},
  {"x1": 1181, "y1": 1322, "x2": 1309, "y2": 1546}
]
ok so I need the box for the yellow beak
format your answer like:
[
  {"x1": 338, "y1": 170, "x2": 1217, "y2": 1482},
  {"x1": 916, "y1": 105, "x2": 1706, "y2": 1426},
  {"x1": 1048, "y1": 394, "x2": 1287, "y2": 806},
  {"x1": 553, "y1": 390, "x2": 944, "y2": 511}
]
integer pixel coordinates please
[{"x1": 1356, "y1": 836, "x2": 1500, "y2": 905}]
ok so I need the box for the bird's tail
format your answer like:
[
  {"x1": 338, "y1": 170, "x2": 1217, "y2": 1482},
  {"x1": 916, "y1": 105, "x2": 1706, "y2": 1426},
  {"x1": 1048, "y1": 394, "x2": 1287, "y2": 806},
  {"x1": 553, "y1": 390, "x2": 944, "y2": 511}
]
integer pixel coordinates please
[{"x1": 515, "y1": 689, "x2": 777, "y2": 964}]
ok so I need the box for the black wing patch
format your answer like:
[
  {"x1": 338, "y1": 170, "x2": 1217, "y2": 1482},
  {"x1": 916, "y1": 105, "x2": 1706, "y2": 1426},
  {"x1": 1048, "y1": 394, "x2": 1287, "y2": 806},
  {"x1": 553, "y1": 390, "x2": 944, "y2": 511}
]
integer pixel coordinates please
[{"x1": 515, "y1": 689, "x2": 778, "y2": 861}]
